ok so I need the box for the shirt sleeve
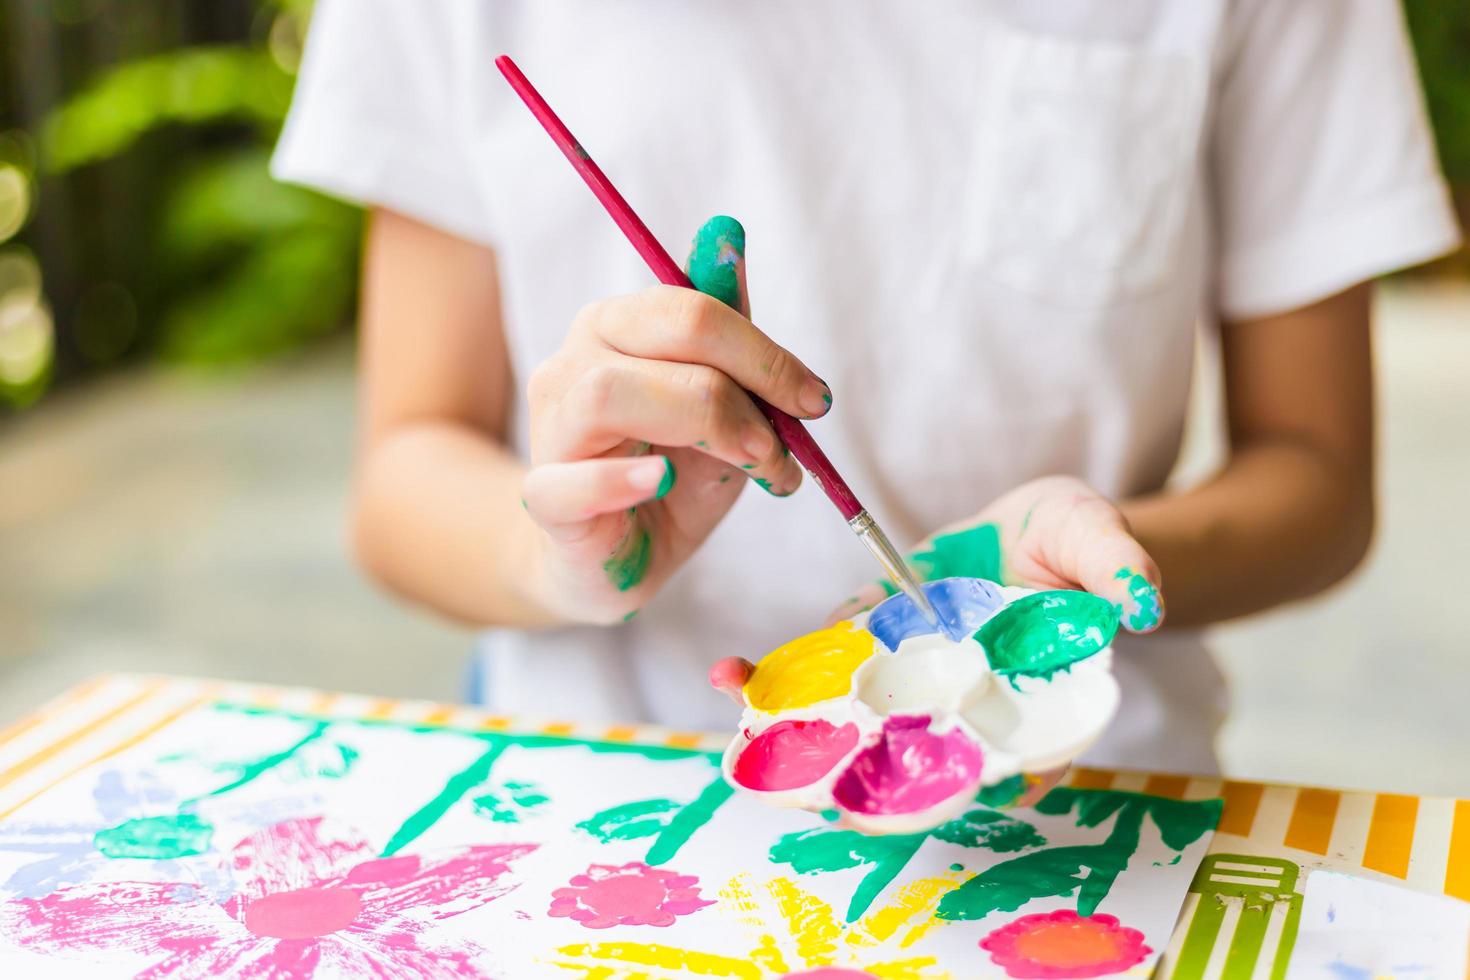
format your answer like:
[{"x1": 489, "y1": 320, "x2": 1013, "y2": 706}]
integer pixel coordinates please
[
  {"x1": 1211, "y1": 0, "x2": 1461, "y2": 321},
  {"x1": 270, "y1": 0, "x2": 495, "y2": 246}
]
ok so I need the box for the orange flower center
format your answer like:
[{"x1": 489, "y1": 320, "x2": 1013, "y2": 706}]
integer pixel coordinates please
[{"x1": 1011, "y1": 919, "x2": 1124, "y2": 967}]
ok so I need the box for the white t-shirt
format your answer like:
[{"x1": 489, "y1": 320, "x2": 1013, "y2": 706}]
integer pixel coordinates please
[{"x1": 273, "y1": 0, "x2": 1459, "y2": 772}]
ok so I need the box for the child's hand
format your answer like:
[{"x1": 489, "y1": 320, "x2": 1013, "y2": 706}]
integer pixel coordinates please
[{"x1": 520, "y1": 217, "x2": 830, "y2": 624}]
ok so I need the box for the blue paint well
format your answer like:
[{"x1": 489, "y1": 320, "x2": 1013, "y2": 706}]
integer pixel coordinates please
[{"x1": 866, "y1": 577, "x2": 1004, "y2": 651}]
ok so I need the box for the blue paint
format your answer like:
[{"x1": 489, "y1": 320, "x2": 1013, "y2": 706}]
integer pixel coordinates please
[
  {"x1": 866, "y1": 577, "x2": 1004, "y2": 651},
  {"x1": 1325, "y1": 964, "x2": 1372, "y2": 980}
]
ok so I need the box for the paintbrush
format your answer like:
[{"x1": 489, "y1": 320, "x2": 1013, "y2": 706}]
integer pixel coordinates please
[{"x1": 495, "y1": 55, "x2": 939, "y2": 629}]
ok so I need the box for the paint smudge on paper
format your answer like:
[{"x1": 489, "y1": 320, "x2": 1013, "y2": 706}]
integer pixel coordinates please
[
  {"x1": 547, "y1": 861, "x2": 714, "y2": 929},
  {"x1": 93, "y1": 813, "x2": 212, "y2": 860},
  {"x1": 1113, "y1": 567, "x2": 1162, "y2": 632},
  {"x1": 472, "y1": 780, "x2": 550, "y2": 824},
  {"x1": 743, "y1": 622, "x2": 876, "y2": 711},
  {"x1": 732, "y1": 719, "x2": 859, "y2": 792},
  {"x1": 832, "y1": 716, "x2": 982, "y2": 817},
  {"x1": 980, "y1": 910, "x2": 1150, "y2": 978},
  {"x1": 976, "y1": 591, "x2": 1118, "y2": 685},
  {"x1": 2, "y1": 816, "x2": 536, "y2": 977},
  {"x1": 577, "y1": 798, "x2": 683, "y2": 842}
]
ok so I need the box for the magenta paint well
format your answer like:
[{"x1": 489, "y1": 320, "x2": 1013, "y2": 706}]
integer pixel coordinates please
[
  {"x1": 732, "y1": 719, "x2": 860, "y2": 792},
  {"x1": 832, "y1": 715, "x2": 983, "y2": 816}
]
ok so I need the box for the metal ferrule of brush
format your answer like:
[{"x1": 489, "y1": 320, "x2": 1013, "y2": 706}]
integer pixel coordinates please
[{"x1": 848, "y1": 511, "x2": 940, "y2": 627}]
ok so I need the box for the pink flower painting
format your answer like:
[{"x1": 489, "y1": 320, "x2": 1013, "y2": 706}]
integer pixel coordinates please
[
  {"x1": 547, "y1": 861, "x2": 714, "y2": 929},
  {"x1": 980, "y1": 909, "x2": 1151, "y2": 978},
  {"x1": 2, "y1": 816, "x2": 535, "y2": 978}
]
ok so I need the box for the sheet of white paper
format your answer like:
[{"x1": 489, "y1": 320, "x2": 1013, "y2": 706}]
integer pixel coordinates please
[
  {"x1": 0, "y1": 700, "x2": 1219, "y2": 977},
  {"x1": 1289, "y1": 869, "x2": 1470, "y2": 978}
]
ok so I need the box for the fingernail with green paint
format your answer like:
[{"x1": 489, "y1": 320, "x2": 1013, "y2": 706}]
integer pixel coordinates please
[
  {"x1": 1114, "y1": 567, "x2": 1163, "y2": 632},
  {"x1": 799, "y1": 378, "x2": 833, "y2": 418},
  {"x1": 630, "y1": 456, "x2": 676, "y2": 500},
  {"x1": 687, "y1": 215, "x2": 746, "y2": 311}
]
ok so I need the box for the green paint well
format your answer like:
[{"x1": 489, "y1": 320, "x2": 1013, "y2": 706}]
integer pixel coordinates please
[
  {"x1": 909, "y1": 523, "x2": 1003, "y2": 584},
  {"x1": 645, "y1": 775, "x2": 734, "y2": 866},
  {"x1": 686, "y1": 215, "x2": 745, "y2": 311},
  {"x1": 95, "y1": 813, "x2": 213, "y2": 860},
  {"x1": 976, "y1": 774, "x2": 1027, "y2": 808},
  {"x1": 577, "y1": 797, "x2": 683, "y2": 842},
  {"x1": 1115, "y1": 566, "x2": 1163, "y2": 631},
  {"x1": 976, "y1": 590, "x2": 1119, "y2": 686},
  {"x1": 603, "y1": 527, "x2": 652, "y2": 592},
  {"x1": 654, "y1": 458, "x2": 676, "y2": 500},
  {"x1": 935, "y1": 788, "x2": 1221, "y2": 921}
]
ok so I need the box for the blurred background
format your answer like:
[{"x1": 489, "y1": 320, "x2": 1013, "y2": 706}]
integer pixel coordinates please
[{"x1": 1, "y1": 3, "x2": 1467, "y2": 795}]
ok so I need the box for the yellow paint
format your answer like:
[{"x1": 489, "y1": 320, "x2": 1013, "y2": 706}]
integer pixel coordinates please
[
  {"x1": 554, "y1": 942, "x2": 762, "y2": 979},
  {"x1": 849, "y1": 876, "x2": 959, "y2": 949},
  {"x1": 743, "y1": 622, "x2": 876, "y2": 711},
  {"x1": 768, "y1": 875, "x2": 842, "y2": 965},
  {"x1": 867, "y1": 957, "x2": 951, "y2": 980},
  {"x1": 720, "y1": 873, "x2": 790, "y2": 972}
]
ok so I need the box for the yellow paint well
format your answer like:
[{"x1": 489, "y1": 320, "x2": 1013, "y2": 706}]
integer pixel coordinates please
[{"x1": 743, "y1": 622, "x2": 876, "y2": 711}]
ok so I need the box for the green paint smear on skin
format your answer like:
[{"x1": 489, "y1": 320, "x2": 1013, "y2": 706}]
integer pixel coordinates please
[
  {"x1": 686, "y1": 215, "x2": 745, "y2": 311},
  {"x1": 1115, "y1": 566, "x2": 1162, "y2": 631},
  {"x1": 645, "y1": 775, "x2": 734, "y2": 866},
  {"x1": 909, "y1": 523, "x2": 1003, "y2": 583},
  {"x1": 95, "y1": 813, "x2": 213, "y2": 860},
  {"x1": 577, "y1": 797, "x2": 683, "y2": 843},
  {"x1": 976, "y1": 590, "x2": 1119, "y2": 688},
  {"x1": 935, "y1": 788, "x2": 1221, "y2": 921},
  {"x1": 603, "y1": 527, "x2": 652, "y2": 592}
]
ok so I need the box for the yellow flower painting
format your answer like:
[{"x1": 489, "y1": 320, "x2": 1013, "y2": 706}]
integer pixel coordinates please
[{"x1": 549, "y1": 870, "x2": 963, "y2": 979}]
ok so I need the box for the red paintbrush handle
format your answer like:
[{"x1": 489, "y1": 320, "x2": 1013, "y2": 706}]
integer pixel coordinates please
[{"x1": 496, "y1": 55, "x2": 866, "y2": 522}]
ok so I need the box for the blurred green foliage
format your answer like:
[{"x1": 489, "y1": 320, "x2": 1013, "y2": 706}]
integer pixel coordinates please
[{"x1": 1406, "y1": 0, "x2": 1470, "y2": 187}]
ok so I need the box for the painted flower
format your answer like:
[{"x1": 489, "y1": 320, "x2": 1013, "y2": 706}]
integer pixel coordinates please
[
  {"x1": 550, "y1": 871, "x2": 957, "y2": 978},
  {"x1": 2, "y1": 816, "x2": 535, "y2": 977},
  {"x1": 980, "y1": 910, "x2": 1150, "y2": 978},
  {"x1": 548, "y1": 861, "x2": 713, "y2": 929}
]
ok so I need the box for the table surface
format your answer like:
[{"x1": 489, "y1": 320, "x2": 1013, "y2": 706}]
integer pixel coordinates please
[{"x1": 1, "y1": 674, "x2": 1466, "y2": 978}]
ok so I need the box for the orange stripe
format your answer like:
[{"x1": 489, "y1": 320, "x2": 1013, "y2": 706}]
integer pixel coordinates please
[
  {"x1": 421, "y1": 706, "x2": 456, "y2": 726},
  {"x1": 1445, "y1": 799, "x2": 1470, "y2": 902},
  {"x1": 478, "y1": 715, "x2": 511, "y2": 731},
  {"x1": 0, "y1": 693, "x2": 213, "y2": 822},
  {"x1": 1284, "y1": 788, "x2": 1341, "y2": 855},
  {"x1": 1142, "y1": 775, "x2": 1190, "y2": 799},
  {"x1": 0, "y1": 682, "x2": 165, "y2": 791},
  {"x1": 541, "y1": 722, "x2": 574, "y2": 736},
  {"x1": 602, "y1": 726, "x2": 638, "y2": 742},
  {"x1": 0, "y1": 676, "x2": 112, "y2": 752},
  {"x1": 363, "y1": 699, "x2": 398, "y2": 720},
  {"x1": 306, "y1": 692, "x2": 339, "y2": 714},
  {"x1": 251, "y1": 687, "x2": 284, "y2": 708},
  {"x1": 1361, "y1": 793, "x2": 1419, "y2": 879},
  {"x1": 1068, "y1": 768, "x2": 1115, "y2": 790},
  {"x1": 664, "y1": 733, "x2": 704, "y2": 749},
  {"x1": 1218, "y1": 781, "x2": 1265, "y2": 837}
]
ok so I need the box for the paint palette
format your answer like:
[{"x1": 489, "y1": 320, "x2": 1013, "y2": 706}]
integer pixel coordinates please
[{"x1": 722, "y1": 577, "x2": 1122, "y2": 834}]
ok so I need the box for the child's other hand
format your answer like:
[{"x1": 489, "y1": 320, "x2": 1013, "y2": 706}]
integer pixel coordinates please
[{"x1": 520, "y1": 217, "x2": 830, "y2": 624}]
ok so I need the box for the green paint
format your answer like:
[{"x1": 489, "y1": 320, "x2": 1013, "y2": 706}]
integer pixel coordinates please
[
  {"x1": 654, "y1": 458, "x2": 677, "y2": 500},
  {"x1": 719, "y1": 474, "x2": 731, "y2": 484},
  {"x1": 877, "y1": 578, "x2": 899, "y2": 598},
  {"x1": 935, "y1": 788, "x2": 1221, "y2": 921},
  {"x1": 909, "y1": 523, "x2": 1003, "y2": 583},
  {"x1": 976, "y1": 775, "x2": 1027, "y2": 808},
  {"x1": 931, "y1": 808, "x2": 1047, "y2": 853},
  {"x1": 645, "y1": 775, "x2": 734, "y2": 866},
  {"x1": 976, "y1": 590, "x2": 1119, "y2": 686},
  {"x1": 603, "y1": 527, "x2": 652, "y2": 592},
  {"x1": 472, "y1": 780, "x2": 550, "y2": 824},
  {"x1": 1174, "y1": 855, "x2": 1301, "y2": 980},
  {"x1": 1020, "y1": 506, "x2": 1035, "y2": 534},
  {"x1": 95, "y1": 813, "x2": 213, "y2": 860},
  {"x1": 821, "y1": 391, "x2": 832, "y2": 407},
  {"x1": 770, "y1": 826, "x2": 928, "y2": 922},
  {"x1": 686, "y1": 215, "x2": 745, "y2": 310},
  {"x1": 949, "y1": 862, "x2": 964, "y2": 872},
  {"x1": 695, "y1": 440, "x2": 707, "y2": 447},
  {"x1": 577, "y1": 797, "x2": 683, "y2": 842},
  {"x1": 381, "y1": 742, "x2": 508, "y2": 856},
  {"x1": 1115, "y1": 566, "x2": 1163, "y2": 631},
  {"x1": 740, "y1": 463, "x2": 755, "y2": 470},
  {"x1": 182, "y1": 721, "x2": 329, "y2": 805},
  {"x1": 621, "y1": 609, "x2": 638, "y2": 623}
]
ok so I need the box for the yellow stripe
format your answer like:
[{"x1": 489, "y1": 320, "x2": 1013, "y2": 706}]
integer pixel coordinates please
[
  {"x1": 0, "y1": 675, "x2": 112, "y2": 751},
  {"x1": 421, "y1": 705, "x2": 456, "y2": 726},
  {"x1": 306, "y1": 692, "x2": 339, "y2": 714},
  {"x1": 251, "y1": 687, "x2": 284, "y2": 708},
  {"x1": 1284, "y1": 788, "x2": 1341, "y2": 855},
  {"x1": 363, "y1": 698, "x2": 398, "y2": 720},
  {"x1": 1360, "y1": 793, "x2": 1419, "y2": 879},
  {"x1": 0, "y1": 681, "x2": 165, "y2": 791},
  {"x1": 664, "y1": 733, "x2": 703, "y2": 749},
  {"x1": 1143, "y1": 774, "x2": 1190, "y2": 799},
  {"x1": 1445, "y1": 799, "x2": 1470, "y2": 902},
  {"x1": 541, "y1": 722, "x2": 575, "y2": 736},
  {"x1": 601, "y1": 726, "x2": 638, "y2": 742},
  {"x1": 479, "y1": 716, "x2": 511, "y2": 731},
  {"x1": 1218, "y1": 781, "x2": 1265, "y2": 837},
  {"x1": 0, "y1": 692, "x2": 213, "y2": 822},
  {"x1": 1069, "y1": 767, "x2": 1115, "y2": 790}
]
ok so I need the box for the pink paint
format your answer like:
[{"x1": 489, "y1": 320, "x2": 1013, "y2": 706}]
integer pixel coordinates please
[
  {"x1": 0, "y1": 816, "x2": 536, "y2": 977},
  {"x1": 548, "y1": 861, "x2": 714, "y2": 929},
  {"x1": 980, "y1": 910, "x2": 1150, "y2": 978},
  {"x1": 832, "y1": 715, "x2": 983, "y2": 816},
  {"x1": 781, "y1": 971, "x2": 880, "y2": 980},
  {"x1": 733, "y1": 719, "x2": 860, "y2": 791}
]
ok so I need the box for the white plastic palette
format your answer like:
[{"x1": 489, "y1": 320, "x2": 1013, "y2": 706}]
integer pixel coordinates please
[{"x1": 722, "y1": 577, "x2": 1122, "y2": 834}]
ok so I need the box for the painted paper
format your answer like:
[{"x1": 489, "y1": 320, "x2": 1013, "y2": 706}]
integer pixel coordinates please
[{"x1": 0, "y1": 678, "x2": 1218, "y2": 978}]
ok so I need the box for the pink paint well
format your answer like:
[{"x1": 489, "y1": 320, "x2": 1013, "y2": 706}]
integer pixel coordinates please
[
  {"x1": 732, "y1": 719, "x2": 860, "y2": 792},
  {"x1": 832, "y1": 715, "x2": 983, "y2": 816}
]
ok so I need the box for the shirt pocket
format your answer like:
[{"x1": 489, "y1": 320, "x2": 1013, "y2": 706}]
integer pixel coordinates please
[{"x1": 960, "y1": 26, "x2": 1207, "y2": 307}]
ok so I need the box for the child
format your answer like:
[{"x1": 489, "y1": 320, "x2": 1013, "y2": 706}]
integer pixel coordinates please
[{"x1": 273, "y1": 1, "x2": 1459, "y2": 773}]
